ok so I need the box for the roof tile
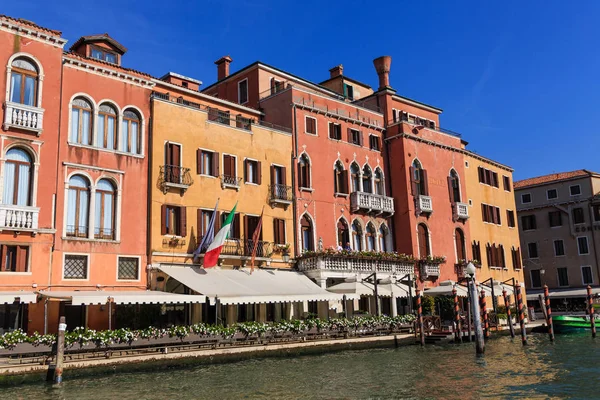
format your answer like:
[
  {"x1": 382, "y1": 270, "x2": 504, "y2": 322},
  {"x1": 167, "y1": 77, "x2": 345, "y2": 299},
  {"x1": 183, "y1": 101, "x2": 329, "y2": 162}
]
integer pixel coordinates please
[{"x1": 514, "y1": 170, "x2": 594, "y2": 189}]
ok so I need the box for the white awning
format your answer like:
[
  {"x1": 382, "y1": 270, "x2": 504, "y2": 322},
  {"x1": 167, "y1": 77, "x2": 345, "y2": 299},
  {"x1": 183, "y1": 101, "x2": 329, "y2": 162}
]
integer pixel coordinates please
[
  {"x1": 424, "y1": 281, "x2": 469, "y2": 297},
  {"x1": 526, "y1": 287, "x2": 600, "y2": 301},
  {"x1": 158, "y1": 265, "x2": 343, "y2": 305},
  {"x1": 326, "y1": 281, "x2": 411, "y2": 299},
  {"x1": 37, "y1": 290, "x2": 205, "y2": 305},
  {"x1": 0, "y1": 291, "x2": 37, "y2": 304},
  {"x1": 479, "y1": 281, "x2": 515, "y2": 296}
]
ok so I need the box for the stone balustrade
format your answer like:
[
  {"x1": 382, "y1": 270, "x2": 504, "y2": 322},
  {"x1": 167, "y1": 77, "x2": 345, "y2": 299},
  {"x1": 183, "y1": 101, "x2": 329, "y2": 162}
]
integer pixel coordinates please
[
  {"x1": 0, "y1": 205, "x2": 40, "y2": 230},
  {"x1": 3, "y1": 101, "x2": 44, "y2": 135},
  {"x1": 350, "y1": 192, "x2": 395, "y2": 215}
]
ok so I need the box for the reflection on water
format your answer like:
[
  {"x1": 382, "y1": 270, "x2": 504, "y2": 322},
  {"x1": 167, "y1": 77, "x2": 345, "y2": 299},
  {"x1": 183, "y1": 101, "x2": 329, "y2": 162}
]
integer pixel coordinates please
[{"x1": 1, "y1": 333, "x2": 599, "y2": 399}]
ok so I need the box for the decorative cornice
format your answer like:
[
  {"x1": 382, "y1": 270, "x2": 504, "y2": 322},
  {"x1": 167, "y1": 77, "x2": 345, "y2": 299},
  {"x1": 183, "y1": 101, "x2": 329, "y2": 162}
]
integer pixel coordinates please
[
  {"x1": 63, "y1": 162, "x2": 125, "y2": 175},
  {"x1": 0, "y1": 19, "x2": 67, "y2": 48},
  {"x1": 63, "y1": 57, "x2": 155, "y2": 89}
]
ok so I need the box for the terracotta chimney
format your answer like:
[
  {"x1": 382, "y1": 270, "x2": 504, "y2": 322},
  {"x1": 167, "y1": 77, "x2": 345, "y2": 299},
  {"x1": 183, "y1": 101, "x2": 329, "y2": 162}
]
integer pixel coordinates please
[
  {"x1": 329, "y1": 64, "x2": 343, "y2": 78},
  {"x1": 215, "y1": 56, "x2": 233, "y2": 81},
  {"x1": 373, "y1": 56, "x2": 392, "y2": 90}
]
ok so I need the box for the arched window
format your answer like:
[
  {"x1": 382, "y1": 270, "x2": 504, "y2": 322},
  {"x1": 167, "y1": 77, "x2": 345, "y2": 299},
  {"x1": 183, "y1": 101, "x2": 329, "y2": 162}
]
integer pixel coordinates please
[
  {"x1": 333, "y1": 161, "x2": 347, "y2": 194},
  {"x1": 350, "y1": 162, "x2": 360, "y2": 192},
  {"x1": 122, "y1": 109, "x2": 141, "y2": 154},
  {"x1": 66, "y1": 175, "x2": 90, "y2": 237},
  {"x1": 417, "y1": 223, "x2": 430, "y2": 257},
  {"x1": 298, "y1": 154, "x2": 311, "y2": 189},
  {"x1": 378, "y1": 225, "x2": 389, "y2": 252},
  {"x1": 300, "y1": 215, "x2": 314, "y2": 251},
  {"x1": 411, "y1": 160, "x2": 427, "y2": 196},
  {"x1": 449, "y1": 169, "x2": 461, "y2": 202},
  {"x1": 455, "y1": 228, "x2": 466, "y2": 262},
  {"x1": 362, "y1": 165, "x2": 373, "y2": 193},
  {"x1": 374, "y1": 168, "x2": 384, "y2": 195},
  {"x1": 3, "y1": 148, "x2": 32, "y2": 206},
  {"x1": 95, "y1": 179, "x2": 116, "y2": 240},
  {"x1": 9, "y1": 57, "x2": 38, "y2": 106},
  {"x1": 337, "y1": 218, "x2": 349, "y2": 249},
  {"x1": 366, "y1": 223, "x2": 376, "y2": 251},
  {"x1": 71, "y1": 97, "x2": 93, "y2": 145},
  {"x1": 97, "y1": 103, "x2": 117, "y2": 150},
  {"x1": 352, "y1": 220, "x2": 363, "y2": 251}
]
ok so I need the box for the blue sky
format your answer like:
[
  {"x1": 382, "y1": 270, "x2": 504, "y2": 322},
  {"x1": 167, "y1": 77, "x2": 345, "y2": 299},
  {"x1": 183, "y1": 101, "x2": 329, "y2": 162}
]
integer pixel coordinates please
[{"x1": 5, "y1": 1, "x2": 600, "y2": 180}]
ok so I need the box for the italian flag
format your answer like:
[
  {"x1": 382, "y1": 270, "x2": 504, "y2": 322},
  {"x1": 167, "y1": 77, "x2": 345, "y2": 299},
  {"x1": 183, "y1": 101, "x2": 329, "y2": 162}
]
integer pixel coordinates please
[{"x1": 203, "y1": 203, "x2": 237, "y2": 268}]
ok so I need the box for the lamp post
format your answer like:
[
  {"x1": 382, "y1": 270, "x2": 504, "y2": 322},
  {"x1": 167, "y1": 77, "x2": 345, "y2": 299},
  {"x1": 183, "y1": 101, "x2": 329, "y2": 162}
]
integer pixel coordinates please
[{"x1": 466, "y1": 262, "x2": 485, "y2": 354}]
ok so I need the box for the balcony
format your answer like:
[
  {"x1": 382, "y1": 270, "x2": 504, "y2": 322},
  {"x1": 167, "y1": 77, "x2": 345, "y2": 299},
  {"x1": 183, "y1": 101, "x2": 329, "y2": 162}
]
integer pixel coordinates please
[
  {"x1": 221, "y1": 174, "x2": 242, "y2": 190},
  {"x1": 419, "y1": 263, "x2": 440, "y2": 279},
  {"x1": 269, "y1": 184, "x2": 293, "y2": 207},
  {"x1": 220, "y1": 239, "x2": 273, "y2": 258},
  {"x1": 452, "y1": 202, "x2": 469, "y2": 221},
  {"x1": 0, "y1": 205, "x2": 39, "y2": 231},
  {"x1": 3, "y1": 102, "x2": 44, "y2": 135},
  {"x1": 350, "y1": 191, "x2": 395, "y2": 215},
  {"x1": 296, "y1": 254, "x2": 414, "y2": 276},
  {"x1": 417, "y1": 195, "x2": 433, "y2": 214},
  {"x1": 160, "y1": 165, "x2": 193, "y2": 194}
]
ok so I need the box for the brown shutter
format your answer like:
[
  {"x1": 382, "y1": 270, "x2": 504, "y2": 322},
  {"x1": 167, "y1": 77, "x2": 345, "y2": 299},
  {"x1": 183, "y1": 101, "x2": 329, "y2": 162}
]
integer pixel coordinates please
[
  {"x1": 197, "y1": 209, "x2": 203, "y2": 237},
  {"x1": 256, "y1": 161, "x2": 262, "y2": 185},
  {"x1": 179, "y1": 206, "x2": 187, "y2": 237},
  {"x1": 481, "y1": 204, "x2": 486, "y2": 222},
  {"x1": 409, "y1": 166, "x2": 418, "y2": 196},
  {"x1": 165, "y1": 142, "x2": 172, "y2": 166},
  {"x1": 196, "y1": 149, "x2": 202, "y2": 174},
  {"x1": 347, "y1": 127, "x2": 352, "y2": 143},
  {"x1": 273, "y1": 219, "x2": 279, "y2": 244},
  {"x1": 243, "y1": 215, "x2": 249, "y2": 240},
  {"x1": 212, "y1": 152, "x2": 220, "y2": 177},
  {"x1": 279, "y1": 219, "x2": 286, "y2": 244},
  {"x1": 161, "y1": 205, "x2": 167, "y2": 235},
  {"x1": 215, "y1": 211, "x2": 221, "y2": 232},
  {"x1": 359, "y1": 131, "x2": 364, "y2": 146},
  {"x1": 340, "y1": 170, "x2": 349, "y2": 194},
  {"x1": 16, "y1": 246, "x2": 28, "y2": 272},
  {"x1": 447, "y1": 176, "x2": 455, "y2": 203},
  {"x1": 270, "y1": 165, "x2": 275, "y2": 185},
  {"x1": 233, "y1": 213, "x2": 240, "y2": 238},
  {"x1": 223, "y1": 155, "x2": 231, "y2": 177},
  {"x1": 421, "y1": 169, "x2": 429, "y2": 195},
  {"x1": 281, "y1": 166, "x2": 287, "y2": 186},
  {"x1": 496, "y1": 207, "x2": 501, "y2": 225},
  {"x1": 172, "y1": 144, "x2": 180, "y2": 167},
  {"x1": 244, "y1": 160, "x2": 248, "y2": 182},
  {"x1": 297, "y1": 162, "x2": 303, "y2": 188},
  {"x1": 478, "y1": 167, "x2": 483, "y2": 183},
  {"x1": 231, "y1": 156, "x2": 236, "y2": 177}
]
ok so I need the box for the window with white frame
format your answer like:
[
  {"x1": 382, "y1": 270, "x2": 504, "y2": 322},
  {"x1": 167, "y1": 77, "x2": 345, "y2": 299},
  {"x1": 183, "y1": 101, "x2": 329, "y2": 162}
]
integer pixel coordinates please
[
  {"x1": 521, "y1": 193, "x2": 532, "y2": 204},
  {"x1": 3, "y1": 148, "x2": 32, "y2": 206},
  {"x1": 97, "y1": 103, "x2": 117, "y2": 150},
  {"x1": 71, "y1": 97, "x2": 93, "y2": 145},
  {"x1": 9, "y1": 57, "x2": 38, "y2": 106},
  {"x1": 305, "y1": 116, "x2": 317, "y2": 135},
  {"x1": 63, "y1": 254, "x2": 88, "y2": 279},
  {"x1": 378, "y1": 225, "x2": 389, "y2": 252},
  {"x1": 578, "y1": 236, "x2": 589, "y2": 255},
  {"x1": 547, "y1": 188, "x2": 558, "y2": 200},
  {"x1": 66, "y1": 175, "x2": 90, "y2": 238},
  {"x1": 118, "y1": 257, "x2": 139, "y2": 280},
  {"x1": 122, "y1": 109, "x2": 141, "y2": 154},
  {"x1": 582, "y1": 266, "x2": 594, "y2": 285},
  {"x1": 94, "y1": 179, "x2": 116, "y2": 240},
  {"x1": 365, "y1": 223, "x2": 376, "y2": 251},
  {"x1": 570, "y1": 185, "x2": 581, "y2": 196}
]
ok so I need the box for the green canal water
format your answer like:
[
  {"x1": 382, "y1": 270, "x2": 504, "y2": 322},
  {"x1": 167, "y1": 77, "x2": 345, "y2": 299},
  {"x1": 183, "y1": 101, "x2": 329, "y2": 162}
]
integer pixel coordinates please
[{"x1": 2, "y1": 333, "x2": 600, "y2": 399}]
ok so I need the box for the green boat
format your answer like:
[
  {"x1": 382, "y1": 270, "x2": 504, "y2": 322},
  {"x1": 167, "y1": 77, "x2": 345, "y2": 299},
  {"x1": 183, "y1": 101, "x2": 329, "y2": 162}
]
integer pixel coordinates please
[{"x1": 553, "y1": 315, "x2": 599, "y2": 333}]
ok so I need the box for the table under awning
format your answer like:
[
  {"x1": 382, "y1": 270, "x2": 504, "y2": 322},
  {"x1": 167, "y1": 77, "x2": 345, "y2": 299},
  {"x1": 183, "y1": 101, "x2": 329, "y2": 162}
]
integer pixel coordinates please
[
  {"x1": 424, "y1": 281, "x2": 469, "y2": 297},
  {"x1": 0, "y1": 291, "x2": 37, "y2": 304},
  {"x1": 158, "y1": 265, "x2": 344, "y2": 305},
  {"x1": 37, "y1": 290, "x2": 206, "y2": 305},
  {"x1": 526, "y1": 287, "x2": 600, "y2": 301},
  {"x1": 326, "y1": 281, "x2": 411, "y2": 299}
]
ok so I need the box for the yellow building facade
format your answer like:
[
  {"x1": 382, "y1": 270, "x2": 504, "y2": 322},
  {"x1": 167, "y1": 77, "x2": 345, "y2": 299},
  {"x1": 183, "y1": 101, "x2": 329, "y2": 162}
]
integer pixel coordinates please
[{"x1": 464, "y1": 153, "x2": 525, "y2": 296}]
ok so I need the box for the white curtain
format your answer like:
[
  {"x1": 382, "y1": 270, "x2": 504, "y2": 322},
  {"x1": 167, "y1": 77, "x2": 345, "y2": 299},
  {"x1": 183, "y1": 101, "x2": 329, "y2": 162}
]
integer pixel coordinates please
[
  {"x1": 16, "y1": 164, "x2": 30, "y2": 206},
  {"x1": 67, "y1": 188, "x2": 77, "y2": 230},
  {"x1": 24, "y1": 76, "x2": 35, "y2": 106},
  {"x1": 3, "y1": 149, "x2": 31, "y2": 206},
  {"x1": 78, "y1": 190, "x2": 89, "y2": 231},
  {"x1": 70, "y1": 109, "x2": 79, "y2": 143},
  {"x1": 107, "y1": 116, "x2": 115, "y2": 150},
  {"x1": 131, "y1": 121, "x2": 139, "y2": 154},
  {"x1": 68, "y1": 176, "x2": 89, "y2": 234},
  {"x1": 9, "y1": 73, "x2": 20, "y2": 103},
  {"x1": 121, "y1": 120, "x2": 129, "y2": 152},
  {"x1": 81, "y1": 110, "x2": 91, "y2": 145},
  {"x1": 2, "y1": 162, "x2": 15, "y2": 205},
  {"x1": 97, "y1": 117, "x2": 105, "y2": 147}
]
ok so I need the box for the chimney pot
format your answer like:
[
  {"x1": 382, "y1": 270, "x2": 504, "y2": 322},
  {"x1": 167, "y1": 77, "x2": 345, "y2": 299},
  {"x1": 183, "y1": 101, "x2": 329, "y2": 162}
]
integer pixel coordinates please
[
  {"x1": 215, "y1": 55, "x2": 233, "y2": 81},
  {"x1": 329, "y1": 64, "x2": 343, "y2": 78},
  {"x1": 373, "y1": 56, "x2": 392, "y2": 90}
]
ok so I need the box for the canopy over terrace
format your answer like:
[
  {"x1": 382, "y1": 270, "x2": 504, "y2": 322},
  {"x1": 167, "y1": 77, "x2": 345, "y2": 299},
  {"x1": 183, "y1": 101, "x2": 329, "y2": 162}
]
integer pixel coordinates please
[
  {"x1": 0, "y1": 291, "x2": 37, "y2": 304},
  {"x1": 158, "y1": 265, "x2": 344, "y2": 305},
  {"x1": 526, "y1": 287, "x2": 600, "y2": 301},
  {"x1": 326, "y1": 281, "x2": 411, "y2": 299},
  {"x1": 37, "y1": 290, "x2": 206, "y2": 305},
  {"x1": 424, "y1": 281, "x2": 469, "y2": 297}
]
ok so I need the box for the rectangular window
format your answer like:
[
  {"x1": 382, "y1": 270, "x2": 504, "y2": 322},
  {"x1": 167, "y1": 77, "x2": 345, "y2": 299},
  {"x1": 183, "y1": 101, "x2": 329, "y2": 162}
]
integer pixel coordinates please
[
  {"x1": 245, "y1": 159, "x2": 261, "y2": 184},
  {"x1": 570, "y1": 185, "x2": 581, "y2": 196},
  {"x1": 64, "y1": 254, "x2": 88, "y2": 279},
  {"x1": 273, "y1": 218, "x2": 286, "y2": 245},
  {"x1": 305, "y1": 116, "x2": 317, "y2": 135},
  {"x1": 582, "y1": 266, "x2": 594, "y2": 285},
  {"x1": 0, "y1": 245, "x2": 28, "y2": 272},
  {"x1": 511, "y1": 247, "x2": 522, "y2": 269},
  {"x1": 270, "y1": 78, "x2": 284, "y2": 95},
  {"x1": 343, "y1": 83, "x2": 354, "y2": 100},
  {"x1": 369, "y1": 135, "x2": 381, "y2": 151},
  {"x1": 90, "y1": 46, "x2": 117, "y2": 64},
  {"x1": 593, "y1": 205, "x2": 600, "y2": 222},
  {"x1": 530, "y1": 269, "x2": 542, "y2": 288},
  {"x1": 221, "y1": 212, "x2": 240, "y2": 239},
  {"x1": 118, "y1": 257, "x2": 139, "y2": 280},
  {"x1": 557, "y1": 267, "x2": 569, "y2": 287},
  {"x1": 329, "y1": 123, "x2": 342, "y2": 140},
  {"x1": 503, "y1": 176, "x2": 511, "y2": 192},
  {"x1": 554, "y1": 240, "x2": 565, "y2": 256},
  {"x1": 199, "y1": 209, "x2": 214, "y2": 237},
  {"x1": 471, "y1": 241, "x2": 481, "y2": 264},
  {"x1": 548, "y1": 211, "x2": 562, "y2": 227},
  {"x1": 547, "y1": 189, "x2": 558, "y2": 200},
  {"x1": 161, "y1": 205, "x2": 185, "y2": 237},
  {"x1": 222, "y1": 154, "x2": 237, "y2": 180},
  {"x1": 578, "y1": 236, "x2": 589, "y2": 255},
  {"x1": 481, "y1": 204, "x2": 501, "y2": 224},
  {"x1": 507, "y1": 210, "x2": 515, "y2": 227},
  {"x1": 238, "y1": 79, "x2": 248, "y2": 104},
  {"x1": 200, "y1": 150, "x2": 213, "y2": 176},
  {"x1": 521, "y1": 193, "x2": 532, "y2": 204},
  {"x1": 521, "y1": 215, "x2": 537, "y2": 231},
  {"x1": 350, "y1": 129, "x2": 361, "y2": 145},
  {"x1": 528, "y1": 242, "x2": 538, "y2": 258},
  {"x1": 572, "y1": 207, "x2": 585, "y2": 224}
]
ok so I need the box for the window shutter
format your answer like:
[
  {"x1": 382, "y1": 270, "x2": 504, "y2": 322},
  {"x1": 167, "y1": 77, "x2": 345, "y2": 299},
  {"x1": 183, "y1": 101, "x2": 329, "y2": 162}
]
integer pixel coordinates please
[
  {"x1": 359, "y1": 131, "x2": 364, "y2": 146},
  {"x1": 273, "y1": 219, "x2": 279, "y2": 244},
  {"x1": 215, "y1": 211, "x2": 221, "y2": 231},
  {"x1": 279, "y1": 219, "x2": 285, "y2": 244},
  {"x1": 161, "y1": 205, "x2": 167, "y2": 235},
  {"x1": 165, "y1": 142, "x2": 172, "y2": 166},
  {"x1": 244, "y1": 160, "x2": 248, "y2": 182},
  {"x1": 447, "y1": 176, "x2": 455, "y2": 203},
  {"x1": 409, "y1": 166, "x2": 418, "y2": 196},
  {"x1": 340, "y1": 170, "x2": 349, "y2": 194},
  {"x1": 478, "y1": 167, "x2": 483, "y2": 183},
  {"x1": 496, "y1": 207, "x2": 501, "y2": 225},
  {"x1": 270, "y1": 165, "x2": 276, "y2": 185},
  {"x1": 281, "y1": 166, "x2": 287, "y2": 186},
  {"x1": 223, "y1": 155, "x2": 231, "y2": 177},
  {"x1": 212, "y1": 152, "x2": 220, "y2": 177},
  {"x1": 347, "y1": 127, "x2": 352, "y2": 143},
  {"x1": 298, "y1": 162, "x2": 303, "y2": 188},
  {"x1": 243, "y1": 215, "x2": 249, "y2": 240},
  {"x1": 16, "y1": 246, "x2": 27, "y2": 272},
  {"x1": 421, "y1": 169, "x2": 429, "y2": 195},
  {"x1": 197, "y1": 209, "x2": 203, "y2": 237},
  {"x1": 532, "y1": 216, "x2": 537, "y2": 229},
  {"x1": 196, "y1": 149, "x2": 202, "y2": 174},
  {"x1": 179, "y1": 206, "x2": 187, "y2": 237},
  {"x1": 257, "y1": 161, "x2": 262, "y2": 185},
  {"x1": 172, "y1": 144, "x2": 181, "y2": 167},
  {"x1": 233, "y1": 213, "x2": 240, "y2": 239}
]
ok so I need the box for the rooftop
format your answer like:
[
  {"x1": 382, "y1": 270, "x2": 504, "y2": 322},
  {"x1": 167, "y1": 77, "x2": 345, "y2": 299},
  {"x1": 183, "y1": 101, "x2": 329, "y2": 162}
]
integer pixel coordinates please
[
  {"x1": 69, "y1": 33, "x2": 127, "y2": 54},
  {"x1": 0, "y1": 15, "x2": 62, "y2": 36},
  {"x1": 514, "y1": 169, "x2": 596, "y2": 189}
]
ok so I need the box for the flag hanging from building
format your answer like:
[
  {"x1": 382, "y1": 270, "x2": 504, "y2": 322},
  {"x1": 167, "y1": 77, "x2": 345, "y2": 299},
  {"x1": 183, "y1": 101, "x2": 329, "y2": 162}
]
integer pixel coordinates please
[
  {"x1": 193, "y1": 199, "x2": 219, "y2": 258},
  {"x1": 249, "y1": 207, "x2": 264, "y2": 273},
  {"x1": 203, "y1": 203, "x2": 237, "y2": 268}
]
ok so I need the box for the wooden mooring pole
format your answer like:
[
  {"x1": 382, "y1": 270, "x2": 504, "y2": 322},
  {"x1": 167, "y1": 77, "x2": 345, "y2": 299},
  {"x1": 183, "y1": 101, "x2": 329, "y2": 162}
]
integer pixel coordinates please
[
  {"x1": 516, "y1": 281, "x2": 527, "y2": 345},
  {"x1": 503, "y1": 289, "x2": 515, "y2": 338},
  {"x1": 453, "y1": 287, "x2": 462, "y2": 343},
  {"x1": 416, "y1": 289, "x2": 425, "y2": 346},
  {"x1": 587, "y1": 285, "x2": 596, "y2": 338},
  {"x1": 480, "y1": 290, "x2": 489, "y2": 340},
  {"x1": 544, "y1": 285, "x2": 554, "y2": 342},
  {"x1": 46, "y1": 316, "x2": 66, "y2": 384}
]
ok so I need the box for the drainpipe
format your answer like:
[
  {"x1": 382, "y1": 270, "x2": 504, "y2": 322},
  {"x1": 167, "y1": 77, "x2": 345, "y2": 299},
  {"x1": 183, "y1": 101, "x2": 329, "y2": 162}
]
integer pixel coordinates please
[{"x1": 292, "y1": 104, "x2": 299, "y2": 258}]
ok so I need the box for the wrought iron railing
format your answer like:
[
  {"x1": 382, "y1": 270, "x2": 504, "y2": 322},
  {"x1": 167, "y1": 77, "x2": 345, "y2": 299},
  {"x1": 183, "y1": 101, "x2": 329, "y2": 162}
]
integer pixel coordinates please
[
  {"x1": 94, "y1": 228, "x2": 115, "y2": 240},
  {"x1": 269, "y1": 184, "x2": 293, "y2": 203},
  {"x1": 66, "y1": 225, "x2": 88, "y2": 238},
  {"x1": 221, "y1": 174, "x2": 242, "y2": 189},
  {"x1": 219, "y1": 239, "x2": 274, "y2": 257},
  {"x1": 161, "y1": 165, "x2": 193, "y2": 186}
]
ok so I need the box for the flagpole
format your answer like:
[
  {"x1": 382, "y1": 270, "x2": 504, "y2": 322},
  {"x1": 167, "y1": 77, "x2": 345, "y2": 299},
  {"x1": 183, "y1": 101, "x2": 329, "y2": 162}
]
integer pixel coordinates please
[{"x1": 250, "y1": 206, "x2": 265, "y2": 274}]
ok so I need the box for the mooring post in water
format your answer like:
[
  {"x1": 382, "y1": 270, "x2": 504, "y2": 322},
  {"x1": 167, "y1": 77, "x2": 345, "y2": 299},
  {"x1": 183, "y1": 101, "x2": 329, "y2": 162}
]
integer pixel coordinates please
[
  {"x1": 453, "y1": 286, "x2": 462, "y2": 343},
  {"x1": 503, "y1": 290, "x2": 515, "y2": 338},
  {"x1": 469, "y1": 280, "x2": 484, "y2": 354},
  {"x1": 416, "y1": 289, "x2": 425, "y2": 346},
  {"x1": 587, "y1": 285, "x2": 596, "y2": 338},
  {"x1": 516, "y1": 281, "x2": 527, "y2": 345},
  {"x1": 47, "y1": 316, "x2": 66, "y2": 384},
  {"x1": 479, "y1": 290, "x2": 489, "y2": 340},
  {"x1": 543, "y1": 285, "x2": 554, "y2": 342}
]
